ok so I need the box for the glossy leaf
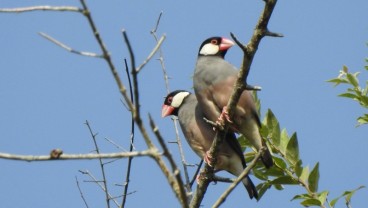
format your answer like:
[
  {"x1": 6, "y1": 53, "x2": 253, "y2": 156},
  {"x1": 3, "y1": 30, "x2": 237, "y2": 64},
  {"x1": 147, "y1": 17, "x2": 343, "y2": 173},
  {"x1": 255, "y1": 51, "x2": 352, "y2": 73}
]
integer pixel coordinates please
[
  {"x1": 330, "y1": 186, "x2": 365, "y2": 207},
  {"x1": 294, "y1": 160, "x2": 303, "y2": 177},
  {"x1": 273, "y1": 156, "x2": 287, "y2": 170},
  {"x1": 308, "y1": 162, "x2": 320, "y2": 193},
  {"x1": 264, "y1": 109, "x2": 281, "y2": 145},
  {"x1": 338, "y1": 92, "x2": 359, "y2": 100},
  {"x1": 279, "y1": 129, "x2": 289, "y2": 154},
  {"x1": 253, "y1": 166, "x2": 268, "y2": 181},
  {"x1": 318, "y1": 191, "x2": 329, "y2": 205},
  {"x1": 299, "y1": 166, "x2": 310, "y2": 183},
  {"x1": 300, "y1": 198, "x2": 322, "y2": 207},
  {"x1": 286, "y1": 133, "x2": 299, "y2": 166},
  {"x1": 270, "y1": 176, "x2": 298, "y2": 185},
  {"x1": 291, "y1": 193, "x2": 310, "y2": 201},
  {"x1": 256, "y1": 183, "x2": 271, "y2": 200},
  {"x1": 346, "y1": 72, "x2": 360, "y2": 87}
]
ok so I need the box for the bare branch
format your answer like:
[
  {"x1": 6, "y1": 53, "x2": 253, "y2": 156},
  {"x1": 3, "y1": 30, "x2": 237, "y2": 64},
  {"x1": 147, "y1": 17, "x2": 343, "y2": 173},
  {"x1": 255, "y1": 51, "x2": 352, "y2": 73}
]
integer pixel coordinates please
[
  {"x1": 0, "y1": 150, "x2": 157, "y2": 161},
  {"x1": 75, "y1": 176, "x2": 90, "y2": 208},
  {"x1": 150, "y1": 12, "x2": 192, "y2": 196},
  {"x1": 104, "y1": 137, "x2": 127, "y2": 151},
  {"x1": 39, "y1": 32, "x2": 103, "y2": 58},
  {"x1": 212, "y1": 148, "x2": 265, "y2": 208},
  {"x1": 85, "y1": 121, "x2": 111, "y2": 208},
  {"x1": 136, "y1": 35, "x2": 166, "y2": 73},
  {"x1": 148, "y1": 114, "x2": 189, "y2": 207},
  {"x1": 0, "y1": 6, "x2": 82, "y2": 13},
  {"x1": 79, "y1": 0, "x2": 134, "y2": 115},
  {"x1": 189, "y1": 160, "x2": 203, "y2": 189},
  {"x1": 121, "y1": 58, "x2": 136, "y2": 208},
  {"x1": 80, "y1": 170, "x2": 119, "y2": 207}
]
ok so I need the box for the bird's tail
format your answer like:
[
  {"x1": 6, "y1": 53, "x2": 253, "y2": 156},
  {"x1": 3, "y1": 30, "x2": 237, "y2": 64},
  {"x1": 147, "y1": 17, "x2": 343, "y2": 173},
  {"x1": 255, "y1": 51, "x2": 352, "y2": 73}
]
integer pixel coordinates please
[
  {"x1": 261, "y1": 147, "x2": 273, "y2": 169},
  {"x1": 242, "y1": 176, "x2": 259, "y2": 200},
  {"x1": 260, "y1": 140, "x2": 273, "y2": 169}
]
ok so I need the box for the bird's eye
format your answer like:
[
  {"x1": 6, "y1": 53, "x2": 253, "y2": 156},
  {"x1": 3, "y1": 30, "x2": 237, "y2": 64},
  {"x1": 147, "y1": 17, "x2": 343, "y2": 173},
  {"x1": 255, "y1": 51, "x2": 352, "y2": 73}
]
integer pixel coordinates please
[
  {"x1": 211, "y1": 39, "x2": 218, "y2": 45},
  {"x1": 167, "y1": 97, "x2": 173, "y2": 104}
]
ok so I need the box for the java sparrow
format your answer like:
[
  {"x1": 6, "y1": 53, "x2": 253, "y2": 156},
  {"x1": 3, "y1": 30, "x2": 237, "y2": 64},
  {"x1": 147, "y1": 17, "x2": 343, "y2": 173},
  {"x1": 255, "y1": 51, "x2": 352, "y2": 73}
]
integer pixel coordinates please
[
  {"x1": 193, "y1": 37, "x2": 273, "y2": 168},
  {"x1": 162, "y1": 90, "x2": 258, "y2": 199}
]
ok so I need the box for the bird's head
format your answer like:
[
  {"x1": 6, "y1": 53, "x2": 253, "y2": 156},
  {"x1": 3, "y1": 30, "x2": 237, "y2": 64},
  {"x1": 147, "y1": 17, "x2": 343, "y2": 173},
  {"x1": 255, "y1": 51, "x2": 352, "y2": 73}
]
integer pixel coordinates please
[
  {"x1": 161, "y1": 90, "x2": 191, "y2": 117},
  {"x1": 198, "y1": 37, "x2": 234, "y2": 58}
]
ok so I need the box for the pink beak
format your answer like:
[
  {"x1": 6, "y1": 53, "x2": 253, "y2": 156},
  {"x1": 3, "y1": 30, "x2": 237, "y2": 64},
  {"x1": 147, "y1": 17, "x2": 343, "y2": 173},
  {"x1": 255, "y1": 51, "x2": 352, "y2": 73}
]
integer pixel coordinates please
[
  {"x1": 161, "y1": 104, "x2": 175, "y2": 117},
  {"x1": 219, "y1": 37, "x2": 235, "y2": 51}
]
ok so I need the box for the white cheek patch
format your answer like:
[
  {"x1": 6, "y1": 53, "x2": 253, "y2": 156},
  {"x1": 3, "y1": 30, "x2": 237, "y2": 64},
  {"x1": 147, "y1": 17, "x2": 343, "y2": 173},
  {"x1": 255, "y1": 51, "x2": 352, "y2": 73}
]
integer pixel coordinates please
[
  {"x1": 199, "y1": 43, "x2": 219, "y2": 55},
  {"x1": 171, "y1": 92, "x2": 190, "y2": 108}
]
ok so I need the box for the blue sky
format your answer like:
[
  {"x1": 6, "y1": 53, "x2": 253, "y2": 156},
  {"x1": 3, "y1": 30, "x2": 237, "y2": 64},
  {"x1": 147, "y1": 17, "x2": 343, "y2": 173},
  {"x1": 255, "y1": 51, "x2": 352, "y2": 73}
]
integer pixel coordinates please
[{"x1": 1, "y1": 0, "x2": 367, "y2": 207}]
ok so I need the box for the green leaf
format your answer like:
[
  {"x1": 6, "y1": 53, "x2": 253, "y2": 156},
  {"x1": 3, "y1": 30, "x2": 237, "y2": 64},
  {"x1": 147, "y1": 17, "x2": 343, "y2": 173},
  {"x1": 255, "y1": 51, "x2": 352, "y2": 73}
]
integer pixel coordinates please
[
  {"x1": 286, "y1": 133, "x2": 299, "y2": 166},
  {"x1": 346, "y1": 72, "x2": 360, "y2": 87},
  {"x1": 357, "y1": 114, "x2": 368, "y2": 126},
  {"x1": 330, "y1": 197, "x2": 340, "y2": 207},
  {"x1": 318, "y1": 191, "x2": 329, "y2": 205},
  {"x1": 274, "y1": 184, "x2": 284, "y2": 190},
  {"x1": 338, "y1": 92, "x2": 359, "y2": 100},
  {"x1": 253, "y1": 166, "x2": 268, "y2": 181},
  {"x1": 344, "y1": 185, "x2": 365, "y2": 204},
  {"x1": 330, "y1": 186, "x2": 365, "y2": 207},
  {"x1": 300, "y1": 198, "x2": 322, "y2": 207},
  {"x1": 308, "y1": 162, "x2": 320, "y2": 193},
  {"x1": 291, "y1": 193, "x2": 310, "y2": 201},
  {"x1": 342, "y1": 65, "x2": 349, "y2": 73},
  {"x1": 326, "y1": 78, "x2": 348, "y2": 86},
  {"x1": 270, "y1": 176, "x2": 298, "y2": 185},
  {"x1": 265, "y1": 166, "x2": 285, "y2": 177},
  {"x1": 299, "y1": 166, "x2": 310, "y2": 184},
  {"x1": 279, "y1": 129, "x2": 289, "y2": 154},
  {"x1": 273, "y1": 157, "x2": 287, "y2": 170},
  {"x1": 294, "y1": 160, "x2": 303, "y2": 177},
  {"x1": 256, "y1": 183, "x2": 271, "y2": 200},
  {"x1": 264, "y1": 109, "x2": 281, "y2": 145}
]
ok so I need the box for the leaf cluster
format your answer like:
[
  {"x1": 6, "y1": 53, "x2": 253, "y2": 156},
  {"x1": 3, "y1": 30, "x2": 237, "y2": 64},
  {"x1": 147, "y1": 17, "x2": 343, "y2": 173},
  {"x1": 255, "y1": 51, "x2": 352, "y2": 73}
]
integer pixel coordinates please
[
  {"x1": 238, "y1": 93, "x2": 364, "y2": 207},
  {"x1": 327, "y1": 63, "x2": 368, "y2": 126}
]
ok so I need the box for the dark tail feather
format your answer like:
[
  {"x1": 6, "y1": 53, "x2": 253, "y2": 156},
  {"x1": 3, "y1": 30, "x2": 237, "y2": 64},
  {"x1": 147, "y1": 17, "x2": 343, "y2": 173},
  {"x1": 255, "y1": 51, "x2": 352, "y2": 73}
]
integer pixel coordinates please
[
  {"x1": 242, "y1": 176, "x2": 259, "y2": 200},
  {"x1": 261, "y1": 147, "x2": 273, "y2": 169}
]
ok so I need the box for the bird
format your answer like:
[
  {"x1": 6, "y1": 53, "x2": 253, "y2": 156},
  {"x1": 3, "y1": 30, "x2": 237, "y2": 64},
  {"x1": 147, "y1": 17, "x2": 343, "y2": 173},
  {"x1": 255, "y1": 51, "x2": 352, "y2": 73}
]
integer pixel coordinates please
[
  {"x1": 193, "y1": 36, "x2": 273, "y2": 168},
  {"x1": 162, "y1": 90, "x2": 258, "y2": 200}
]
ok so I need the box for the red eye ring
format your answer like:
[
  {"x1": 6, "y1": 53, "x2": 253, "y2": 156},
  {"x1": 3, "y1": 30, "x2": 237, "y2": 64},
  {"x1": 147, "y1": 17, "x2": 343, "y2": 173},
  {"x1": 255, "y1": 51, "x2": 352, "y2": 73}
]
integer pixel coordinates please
[
  {"x1": 167, "y1": 97, "x2": 173, "y2": 104},
  {"x1": 211, "y1": 39, "x2": 218, "y2": 45}
]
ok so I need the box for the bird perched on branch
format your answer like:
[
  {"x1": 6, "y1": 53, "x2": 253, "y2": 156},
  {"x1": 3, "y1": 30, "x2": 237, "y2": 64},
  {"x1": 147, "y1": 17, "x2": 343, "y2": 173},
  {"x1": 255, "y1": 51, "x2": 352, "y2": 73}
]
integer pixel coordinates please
[
  {"x1": 162, "y1": 90, "x2": 258, "y2": 200},
  {"x1": 193, "y1": 37, "x2": 273, "y2": 168}
]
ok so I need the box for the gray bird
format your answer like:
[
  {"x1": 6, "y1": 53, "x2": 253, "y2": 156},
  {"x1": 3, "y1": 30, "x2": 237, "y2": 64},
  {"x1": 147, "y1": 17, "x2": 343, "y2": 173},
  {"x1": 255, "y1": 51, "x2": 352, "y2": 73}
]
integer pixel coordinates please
[
  {"x1": 193, "y1": 37, "x2": 273, "y2": 168},
  {"x1": 162, "y1": 90, "x2": 258, "y2": 200}
]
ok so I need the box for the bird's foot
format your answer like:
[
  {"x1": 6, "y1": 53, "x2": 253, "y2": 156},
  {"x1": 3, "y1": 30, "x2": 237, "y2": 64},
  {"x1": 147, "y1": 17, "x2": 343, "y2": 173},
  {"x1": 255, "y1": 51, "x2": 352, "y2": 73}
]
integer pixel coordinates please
[
  {"x1": 204, "y1": 151, "x2": 213, "y2": 167},
  {"x1": 217, "y1": 106, "x2": 233, "y2": 126}
]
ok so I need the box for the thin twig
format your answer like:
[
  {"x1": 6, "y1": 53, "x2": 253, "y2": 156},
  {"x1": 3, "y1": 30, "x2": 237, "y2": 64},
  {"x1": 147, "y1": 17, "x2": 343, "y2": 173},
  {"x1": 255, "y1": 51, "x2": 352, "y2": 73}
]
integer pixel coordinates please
[
  {"x1": 104, "y1": 137, "x2": 127, "y2": 151},
  {"x1": 172, "y1": 117, "x2": 193, "y2": 194},
  {"x1": 121, "y1": 25, "x2": 187, "y2": 206},
  {"x1": 85, "y1": 121, "x2": 110, "y2": 208},
  {"x1": 79, "y1": 0, "x2": 134, "y2": 114},
  {"x1": 0, "y1": 6, "x2": 82, "y2": 13},
  {"x1": 150, "y1": 11, "x2": 171, "y2": 93},
  {"x1": 136, "y1": 35, "x2": 166, "y2": 73},
  {"x1": 39, "y1": 32, "x2": 103, "y2": 58},
  {"x1": 150, "y1": 12, "x2": 192, "y2": 196},
  {"x1": 148, "y1": 114, "x2": 189, "y2": 207},
  {"x1": 212, "y1": 148, "x2": 265, "y2": 208},
  {"x1": 121, "y1": 58, "x2": 135, "y2": 208},
  {"x1": 80, "y1": 170, "x2": 119, "y2": 206},
  {"x1": 75, "y1": 176, "x2": 90, "y2": 208},
  {"x1": 189, "y1": 160, "x2": 203, "y2": 189}
]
